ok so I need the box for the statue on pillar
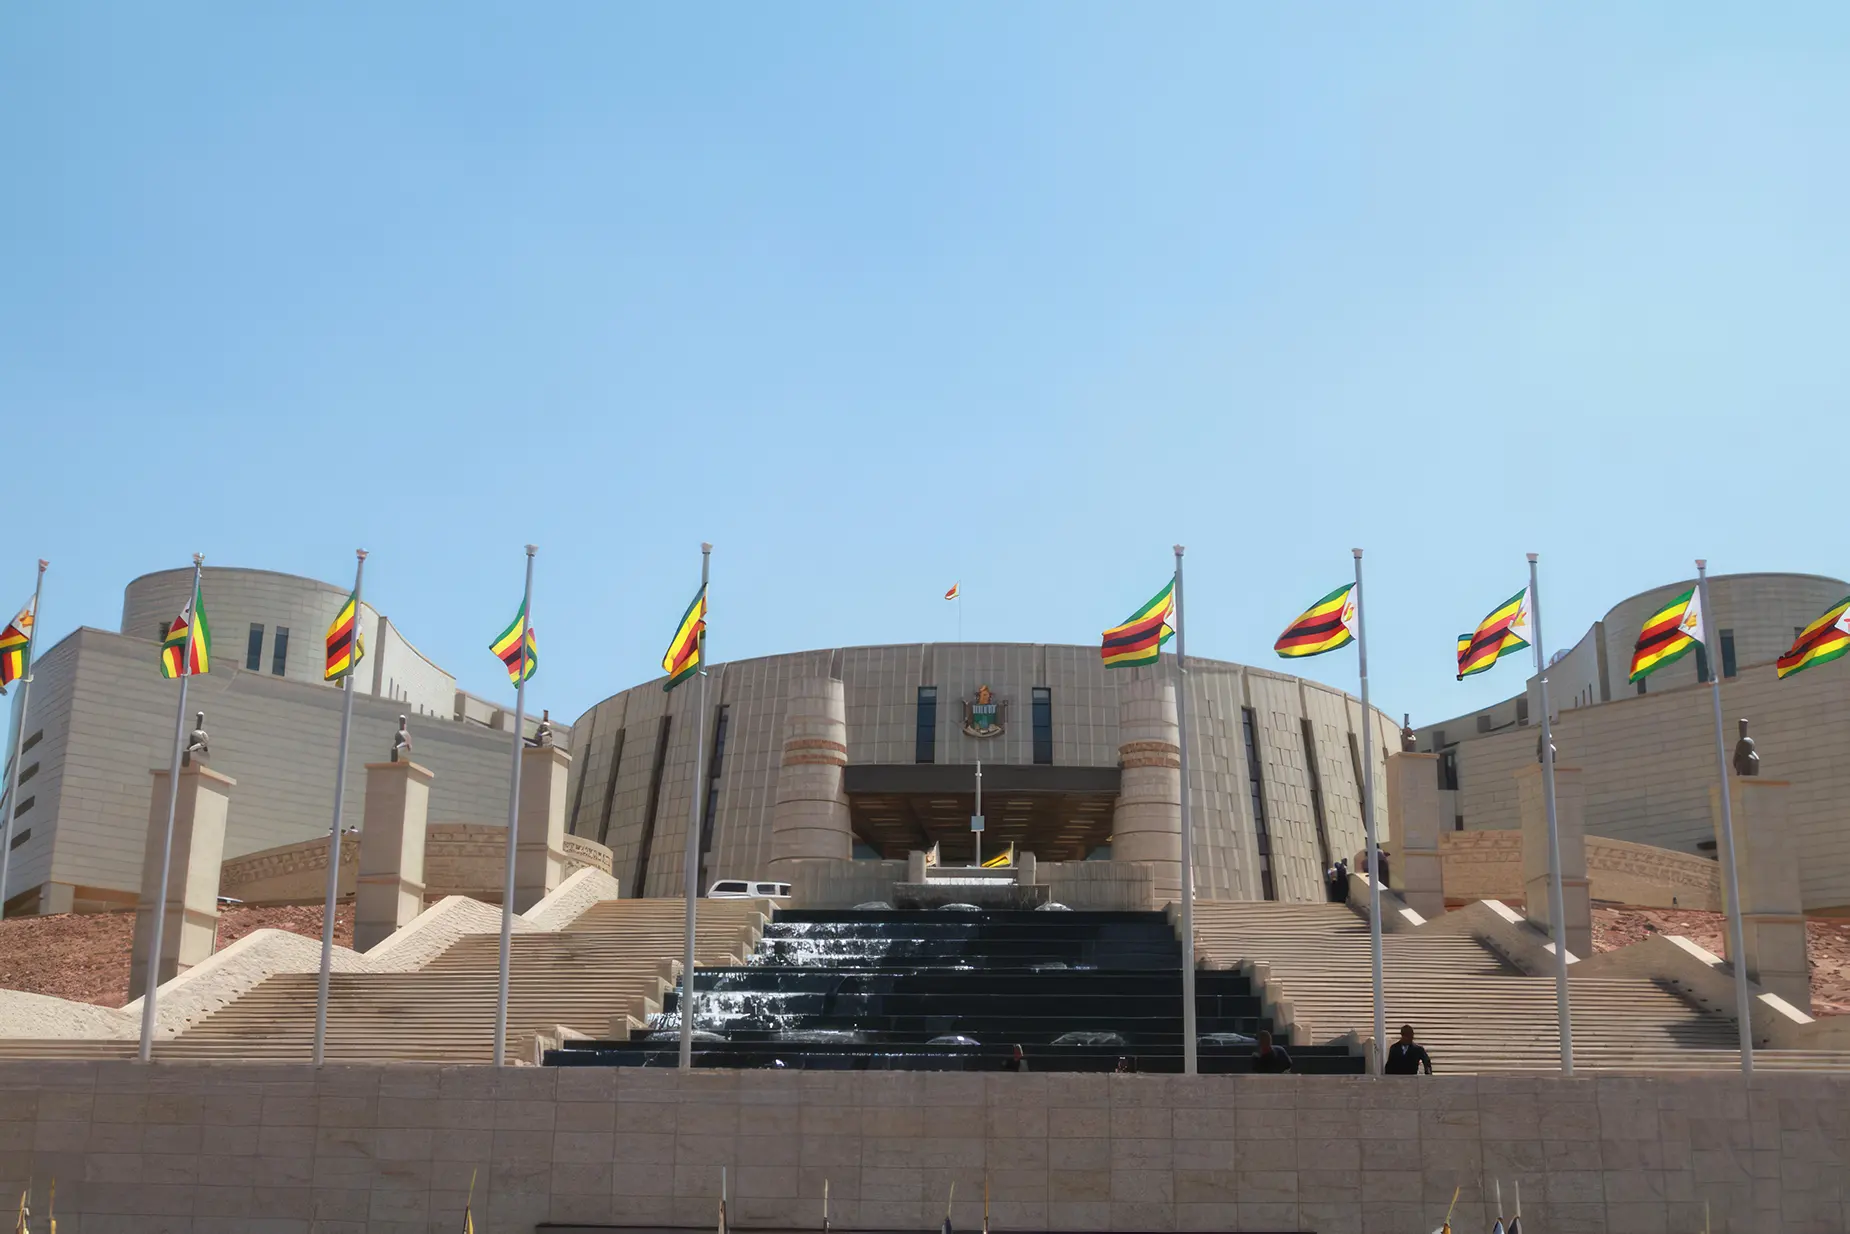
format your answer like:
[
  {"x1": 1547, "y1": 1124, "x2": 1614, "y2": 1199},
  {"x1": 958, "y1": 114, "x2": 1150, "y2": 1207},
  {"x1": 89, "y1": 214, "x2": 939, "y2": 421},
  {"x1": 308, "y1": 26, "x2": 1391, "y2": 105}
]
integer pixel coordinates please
[
  {"x1": 183, "y1": 711, "x2": 209, "y2": 767},
  {"x1": 392, "y1": 716, "x2": 412, "y2": 763},
  {"x1": 529, "y1": 708, "x2": 554, "y2": 749},
  {"x1": 1733, "y1": 718, "x2": 1760, "y2": 777},
  {"x1": 1399, "y1": 714, "x2": 1417, "y2": 754}
]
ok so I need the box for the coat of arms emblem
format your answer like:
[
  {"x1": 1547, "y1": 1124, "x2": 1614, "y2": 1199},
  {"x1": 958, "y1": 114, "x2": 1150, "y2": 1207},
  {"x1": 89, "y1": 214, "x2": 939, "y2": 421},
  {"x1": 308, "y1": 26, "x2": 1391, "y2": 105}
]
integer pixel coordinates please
[{"x1": 962, "y1": 685, "x2": 1008, "y2": 738}]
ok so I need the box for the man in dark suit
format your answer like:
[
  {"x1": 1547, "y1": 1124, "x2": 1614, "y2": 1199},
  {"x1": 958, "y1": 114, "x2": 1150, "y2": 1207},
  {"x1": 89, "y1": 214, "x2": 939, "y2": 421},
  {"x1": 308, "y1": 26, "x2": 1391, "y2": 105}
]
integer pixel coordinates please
[
  {"x1": 1251, "y1": 1030, "x2": 1293, "y2": 1074},
  {"x1": 1384, "y1": 1023, "x2": 1434, "y2": 1074}
]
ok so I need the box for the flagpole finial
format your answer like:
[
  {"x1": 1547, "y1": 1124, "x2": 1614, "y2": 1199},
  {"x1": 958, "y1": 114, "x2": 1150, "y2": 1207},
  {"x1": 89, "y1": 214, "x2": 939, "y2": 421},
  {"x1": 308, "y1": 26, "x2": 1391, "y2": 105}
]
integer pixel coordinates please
[
  {"x1": 192, "y1": 553, "x2": 205, "y2": 566},
  {"x1": 702, "y1": 542, "x2": 713, "y2": 553},
  {"x1": 1173, "y1": 544, "x2": 1184, "y2": 555},
  {"x1": 1695, "y1": 558, "x2": 1708, "y2": 570},
  {"x1": 356, "y1": 548, "x2": 368, "y2": 561},
  {"x1": 1525, "y1": 552, "x2": 1538, "y2": 563},
  {"x1": 524, "y1": 544, "x2": 538, "y2": 556},
  {"x1": 1352, "y1": 547, "x2": 1363, "y2": 559},
  {"x1": 37, "y1": 560, "x2": 47, "y2": 572}
]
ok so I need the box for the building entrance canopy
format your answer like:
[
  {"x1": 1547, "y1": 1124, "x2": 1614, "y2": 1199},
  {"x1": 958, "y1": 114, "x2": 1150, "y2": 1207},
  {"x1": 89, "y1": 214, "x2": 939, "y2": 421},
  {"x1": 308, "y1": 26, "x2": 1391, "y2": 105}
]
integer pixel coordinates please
[{"x1": 843, "y1": 764, "x2": 1119, "y2": 863}]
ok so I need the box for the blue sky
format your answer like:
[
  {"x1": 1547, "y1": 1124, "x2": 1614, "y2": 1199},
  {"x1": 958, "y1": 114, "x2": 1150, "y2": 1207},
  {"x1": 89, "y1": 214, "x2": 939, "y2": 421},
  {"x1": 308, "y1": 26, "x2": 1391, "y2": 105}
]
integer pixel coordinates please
[{"x1": 4, "y1": 4, "x2": 1847, "y2": 727}]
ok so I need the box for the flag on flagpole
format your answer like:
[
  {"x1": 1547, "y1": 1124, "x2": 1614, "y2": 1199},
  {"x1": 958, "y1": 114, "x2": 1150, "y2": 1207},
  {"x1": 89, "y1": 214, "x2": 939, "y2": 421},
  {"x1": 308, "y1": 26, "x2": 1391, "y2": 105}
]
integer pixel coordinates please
[
  {"x1": 944, "y1": 583, "x2": 959, "y2": 601},
  {"x1": 0, "y1": 598, "x2": 33, "y2": 692},
  {"x1": 981, "y1": 842, "x2": 1014, "y2": 869},
  {"x1": 1101, "y1": 578, "x2": 1176, "y2": 668},
  {"x1": 323, "y1": 589, "x2": 366, "y2": 681},
  {"x1": 1778, "y1": 596, "x2": 1850, "y2": 679},
  {"x1": 1456, "y1": 587, "x2": 1531, "y2": 679},
  {"x1": 1274, "y1": 583, "x2": 1358, "y2": 658},
  {"x1": 1628, "y1": 588, "x2": 1705, "y2": 683},
  {"x1": 662, "y1": 584, "x2": 707, "y2": 691},
  {"x1": 461, "y1": 1167, "x2": 476, "y2": 1234},
  {"x1": 158, "y1": 578, "x2": 211, "y2": 679},
  {"x1": 489, "y1": 601, "x2": 537, "y2": 684}
]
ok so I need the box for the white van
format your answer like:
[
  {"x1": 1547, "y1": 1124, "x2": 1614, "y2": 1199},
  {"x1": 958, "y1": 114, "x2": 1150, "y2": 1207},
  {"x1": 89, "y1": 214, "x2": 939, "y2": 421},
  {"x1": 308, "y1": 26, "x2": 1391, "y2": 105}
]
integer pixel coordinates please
[{"x1": 707, "y1": 879, "x2": 792, "y2": 900}]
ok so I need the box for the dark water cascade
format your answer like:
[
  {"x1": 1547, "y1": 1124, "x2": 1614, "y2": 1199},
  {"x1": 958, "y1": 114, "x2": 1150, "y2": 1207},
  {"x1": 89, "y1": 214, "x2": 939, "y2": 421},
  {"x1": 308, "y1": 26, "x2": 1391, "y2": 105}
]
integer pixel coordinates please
[{"x1": 545, "y1": 908, "x2": 1366, "y2": 1073}]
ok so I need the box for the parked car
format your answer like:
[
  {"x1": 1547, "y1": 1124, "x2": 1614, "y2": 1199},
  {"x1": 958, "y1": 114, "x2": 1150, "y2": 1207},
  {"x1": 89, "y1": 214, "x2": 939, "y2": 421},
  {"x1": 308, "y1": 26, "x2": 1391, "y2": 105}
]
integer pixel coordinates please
[{"x1": 707, "y1": 879, "x2": 792, "y2": 900}]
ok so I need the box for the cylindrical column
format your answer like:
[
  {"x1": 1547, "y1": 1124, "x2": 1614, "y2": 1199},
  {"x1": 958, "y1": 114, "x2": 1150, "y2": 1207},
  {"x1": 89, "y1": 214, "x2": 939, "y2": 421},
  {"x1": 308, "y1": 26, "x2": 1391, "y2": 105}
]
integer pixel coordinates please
[
  {"x1": 769, "y1": 678, "x2": 853, "y2": 865},
  {"x1": 1113, "y1": 676, "x2": 1182, "y2": 901}
]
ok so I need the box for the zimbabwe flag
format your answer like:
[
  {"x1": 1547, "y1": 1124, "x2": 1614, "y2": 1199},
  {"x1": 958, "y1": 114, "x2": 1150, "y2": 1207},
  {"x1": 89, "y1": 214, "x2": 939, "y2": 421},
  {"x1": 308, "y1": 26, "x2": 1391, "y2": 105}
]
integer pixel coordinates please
[
  {"x1": 1628, "y1": 588, "x2": 1704, "y2": 683},
  {"x1": 489, "y1": 601, "x2": 537, "y2": 684},
  {"x1": 1456, "y1": 587, "x2": 1531, "y2": 679},
  {"x1": 324, "y1": 589, "x2": 366, "y2": 682},
  {"x1": 662, "y1": 584, "x2": 707, "y2": 691},
  {"x1": 1777, "y1": 596, "x2": 1850, "y2": 679},
  {"x1": 1275, "y1": 583, "x2": 1357, "y2": 659},
  {"x1": 0, "y1": 597, "x2": 34, "y2": 692},
  {"x1": 158, "y1": 579, "x2": 211, "y2": 679},
  {"x1": 1101, "y1": 578, "x2": 1176, "y2": 669}
]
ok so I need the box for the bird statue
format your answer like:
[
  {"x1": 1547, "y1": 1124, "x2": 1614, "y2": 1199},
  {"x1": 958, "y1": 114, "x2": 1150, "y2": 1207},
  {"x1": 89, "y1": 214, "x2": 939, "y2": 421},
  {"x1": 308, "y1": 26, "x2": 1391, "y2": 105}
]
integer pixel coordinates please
[
  {"x1": 1733, "y1": 718, "x2": 1761, "y2": 778},
  {"x1": 183, "y1": 711, "x2": 209, "y2": 767},
  {"x1": 391, "y1": 715, "x2": 412, "y2": 763},
  {"x1": 529, "y1": 709, "x2": 554, "y2": 749}
]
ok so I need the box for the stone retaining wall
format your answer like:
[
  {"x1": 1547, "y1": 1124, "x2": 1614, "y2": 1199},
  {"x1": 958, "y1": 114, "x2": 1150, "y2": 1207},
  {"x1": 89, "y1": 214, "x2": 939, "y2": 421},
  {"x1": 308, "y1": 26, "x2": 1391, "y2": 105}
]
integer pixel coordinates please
[
  {"x1": 1438, "y1": 831, "x2": 1722, "y2": 910},
  {"x1": 0, "y1": 1064, "x2": 1841, "y2": 1233}
]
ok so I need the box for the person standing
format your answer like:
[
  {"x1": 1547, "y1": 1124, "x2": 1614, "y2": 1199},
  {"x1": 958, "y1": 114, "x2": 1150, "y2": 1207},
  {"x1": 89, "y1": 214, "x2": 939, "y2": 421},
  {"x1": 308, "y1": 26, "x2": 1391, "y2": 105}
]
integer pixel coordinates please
[
  {"x1": 1251, "y1": 1030, "x2": 1293, "y2": 1074},
  {"x1": 1384, "y1": 1024, "x2": 1434, "y2": 1074}
]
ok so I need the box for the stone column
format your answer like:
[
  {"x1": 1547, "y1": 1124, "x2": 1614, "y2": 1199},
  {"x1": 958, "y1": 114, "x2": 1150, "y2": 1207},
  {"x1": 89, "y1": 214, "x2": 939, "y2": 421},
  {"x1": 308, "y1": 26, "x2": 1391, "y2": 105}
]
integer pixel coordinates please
[
  {"x1": 1113, "y1": 676, "x2": 1182, "y2": 902},
  {"x1": 354, "y1": 761, "x2": 434, "y2": 952},
  {"x1": 1711, "y1": 778, "x2": 1810, "y2": 1010},
  {"x1": 514, "y1": 746, "x2": 572, "y2": 913},
  {"x1": 1515, "y1": 762, "x2": 1590, "y2": 959},
  {"x1": 768, "y1": 678, "x2": 854, "y2": 868},
  {"x1": 1386, "y1": 752, "x2": 1445, "y2": 919},
  {"x1": 129, "y1": 765, "x2": 236, "y2": 1000}
]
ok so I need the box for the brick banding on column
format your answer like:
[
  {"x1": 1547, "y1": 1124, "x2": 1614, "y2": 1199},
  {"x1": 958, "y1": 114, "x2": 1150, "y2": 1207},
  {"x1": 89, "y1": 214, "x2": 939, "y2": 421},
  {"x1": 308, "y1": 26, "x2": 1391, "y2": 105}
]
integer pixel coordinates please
[
  {"x1": 1119, "y1": 740, "x2": 1181, "y2": 770},
  {"x1": 782, "y1": 738, "x2": 847, "y2": 767}
]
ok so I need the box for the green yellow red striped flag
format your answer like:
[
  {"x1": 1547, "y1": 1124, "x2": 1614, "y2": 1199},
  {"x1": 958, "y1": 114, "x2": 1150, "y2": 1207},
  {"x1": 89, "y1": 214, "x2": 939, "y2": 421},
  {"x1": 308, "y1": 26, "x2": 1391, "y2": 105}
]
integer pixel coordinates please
[
  {"x1": 158, "y1": 579, "x2": 211, "y2": 679},
  {"x1": 489, "y1": 601, "x2": 537, "y2": 684},
  {"x1": 1628, "y1": 588, "x2": 1704, "y2": 683},
  {"x1": 323, "y1": 590, "x2": 366, "y2": 682},
  {"x1": 0, "y1": 597, "x2": 34, "y2": 692},
  {"x1": 1456, "y1": 587, "x2": 1531, "y2": 680},
  {"x1": 661, "y1": 585, "x2": 707, "y2": 691},
  {"x1": 1777, "y1": 596, "x2": 1850, "y2": 679},
  {"x1": 981, "y1": 843, "x2": 1014, "y2": 869},
  {"x1": 1274, "y1": 584, "x2": 1357, "y2": 659},
  {"x1": 1100, "y1": 578, "x2": 1176, "y2": 669}
]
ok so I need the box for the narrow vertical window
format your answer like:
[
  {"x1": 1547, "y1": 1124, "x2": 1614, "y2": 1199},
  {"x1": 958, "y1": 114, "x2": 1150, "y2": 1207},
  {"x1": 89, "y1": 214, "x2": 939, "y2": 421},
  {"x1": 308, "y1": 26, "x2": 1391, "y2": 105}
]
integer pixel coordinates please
[
  {"x1": 272, "y1": 627, "x2": 290, "y2": 676},
  {"x1": 245, "y1": 623, "x2": 265, "y2": 672},
  {"x1": 596, "y1": 728, "x2": 626, "y2": 847},
  {"x1": 1694, "y1": 642, "x2": 1710, "y2": 684},
  {"x1": 1300, "y1": 719, "x2": 1331, "y2": 870},
  {"x1": 697, "y1": 705, "x2": 731, "y2": 888},
  {"x1": 915, "y1": 687, "x2": 938, "y2": 764},
  {"x1": 1439, "y1": 750, "x2": 1459, "y2": 792},
  {"x1": 632, "y1": 716, "x2": 674, "y2": 897},
  {"x1": 1720, "y1": 629, "x2": 1737, "y2": 679},
  {"x1": 1241, "y1": 707, "x2": 1276, "y2": 901},
  {"x1": 1031, "y1": 688, "x2": 1052, "y2": 765},
  {"x1": 1636, "y1": 678, "x2": 1647, "y2": 696}
]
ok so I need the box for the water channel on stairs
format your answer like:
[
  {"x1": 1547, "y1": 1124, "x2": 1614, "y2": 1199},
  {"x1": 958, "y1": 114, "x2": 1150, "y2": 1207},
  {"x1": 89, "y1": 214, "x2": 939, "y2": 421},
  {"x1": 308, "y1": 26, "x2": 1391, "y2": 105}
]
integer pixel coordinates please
[{"x1": 545, "y1": 908, "x2": 1364, "y2": 1074}]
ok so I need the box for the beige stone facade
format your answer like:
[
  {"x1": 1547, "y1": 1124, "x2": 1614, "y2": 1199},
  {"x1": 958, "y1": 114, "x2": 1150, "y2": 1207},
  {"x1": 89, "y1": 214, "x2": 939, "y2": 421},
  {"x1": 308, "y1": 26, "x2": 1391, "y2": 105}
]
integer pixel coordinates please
[{"x1": 0, "y1": 1062, "x2": 1845, "y2": 1233}]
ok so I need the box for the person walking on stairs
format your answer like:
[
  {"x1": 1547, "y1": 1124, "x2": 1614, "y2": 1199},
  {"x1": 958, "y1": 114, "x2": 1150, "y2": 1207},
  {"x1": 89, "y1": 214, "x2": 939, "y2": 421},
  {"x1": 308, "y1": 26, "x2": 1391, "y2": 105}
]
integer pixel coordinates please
[
  {"x1": 1384, "y1": 1023, "x2": 1434, "y2": 1074},
  {"x1": 1251, "y1": 1030, "x2": 1293, "y2": 1074}
]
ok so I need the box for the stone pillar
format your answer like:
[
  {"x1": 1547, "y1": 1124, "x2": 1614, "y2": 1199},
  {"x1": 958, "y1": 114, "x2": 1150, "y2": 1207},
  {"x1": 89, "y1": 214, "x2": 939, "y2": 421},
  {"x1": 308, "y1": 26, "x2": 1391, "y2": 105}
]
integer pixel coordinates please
[
  {"x1": 1386, "y1": 752, "x2": 1445, "y2": 919},
  {"x1": 514, "y1": 746, "x2": 572, "y2": 913},
  {"x1": 1113, "y1": 677, "x2": 1182, "y2": 902},
  {"x1": 129, "y1": 765, "x2": 235, "y2": 1000},
  {"x1": 1711, "y1": 778, "x2": 1810, "y2": 1010},
  {"x1": 768, "y1": 678, "x2": 854, "y2": 869},
  {"x1": 1515, "y1": 763, "x2": 1590, "y2": 960},
  {"x1": 354, "y1": 761, "x2": 434, "y2": 952}
]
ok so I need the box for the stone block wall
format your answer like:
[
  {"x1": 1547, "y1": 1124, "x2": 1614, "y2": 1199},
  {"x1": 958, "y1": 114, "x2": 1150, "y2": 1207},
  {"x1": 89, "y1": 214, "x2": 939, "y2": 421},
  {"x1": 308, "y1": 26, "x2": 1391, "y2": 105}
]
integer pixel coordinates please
[{"x1": 0, "y1": 1064, "x2": 1845, "y2": 1233}]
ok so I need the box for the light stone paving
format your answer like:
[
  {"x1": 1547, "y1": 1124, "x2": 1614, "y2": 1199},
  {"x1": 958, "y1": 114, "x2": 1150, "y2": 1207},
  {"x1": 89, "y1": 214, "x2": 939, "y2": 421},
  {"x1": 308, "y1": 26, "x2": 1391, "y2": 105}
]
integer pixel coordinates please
[{"x1": 0, "y1": 1064, "x2": 1843, "y2": 1233}]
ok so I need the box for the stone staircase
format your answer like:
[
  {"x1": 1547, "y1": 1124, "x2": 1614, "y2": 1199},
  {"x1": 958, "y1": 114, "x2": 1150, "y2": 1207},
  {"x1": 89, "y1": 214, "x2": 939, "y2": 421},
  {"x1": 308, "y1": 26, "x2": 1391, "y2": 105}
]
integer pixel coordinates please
[
  {"x1": 1191, "y1": 900, "x2": 1850, "y2": 1073},
  {"x1": 0, "y1": 898, "x2": 767, "y2": 1063}
]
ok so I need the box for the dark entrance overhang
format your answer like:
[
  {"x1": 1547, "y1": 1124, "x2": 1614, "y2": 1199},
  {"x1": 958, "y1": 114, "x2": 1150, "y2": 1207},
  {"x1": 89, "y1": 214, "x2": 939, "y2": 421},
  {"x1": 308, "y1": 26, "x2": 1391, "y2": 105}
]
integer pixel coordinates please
[{"x1": 844, "y1": 763, "x2": 1120, "y2": 863}]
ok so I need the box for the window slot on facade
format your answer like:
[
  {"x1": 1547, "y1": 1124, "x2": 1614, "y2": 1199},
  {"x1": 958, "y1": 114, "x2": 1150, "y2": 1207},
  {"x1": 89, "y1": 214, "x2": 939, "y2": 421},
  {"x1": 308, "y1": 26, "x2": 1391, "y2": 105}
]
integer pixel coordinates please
[
  {"x1": 7, "y1": 828, "x2": 27, "y2": 850},
  {"x1": 596, "y1": 728, "x2": 626, "y2": 847},
  {"x1": 1720, "y1": 629, "x2": 1737, "y2": 679},
  {"x1": 1031, "y1": 688, "x2": 1052, "y2": 765},
  {"x1": 16, "y1": 763, "x2": 36, "y2": 787},
  {"x1": 697, "y1": 705, "x2": 731, "y2": 889},
  {"x1": 20, "y1": 732, "x2": 39, "y2": 756},
  {"x1": 246, "y1": 623, "x2": 265, "y2": 672},
  {"x1": 12, "y1": 797, "x2": 32, "y2": 819},
  {"x1": 1299, "y1": 718, "x2": 1331, "y2": 871},
  {"x1": 1241, "y1": 707, "x2": 1276, "y2": 901},
  {"x1": 272, "y1": 627, "x2": 290, "y2": 676},
  {"x1": 1694, "y1": 642, "x2": 1710, "y2": 684},
  {"x1": 1439, "y1": 750, "x2": 1459, "y2": 791},
  {"x1": 632, "y1": 716, "x2": 674, "y2": 897},
  {"x1": 915, "y1": 687, "x2": 938, "y2": 764}
]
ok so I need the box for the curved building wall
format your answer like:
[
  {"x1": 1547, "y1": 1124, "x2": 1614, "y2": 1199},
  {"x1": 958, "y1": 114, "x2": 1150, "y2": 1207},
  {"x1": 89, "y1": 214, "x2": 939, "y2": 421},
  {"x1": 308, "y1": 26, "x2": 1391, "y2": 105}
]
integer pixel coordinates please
[
  {"x1": 564, "y1": 643, "x2": 1396, "y2": 905},
  {"x1": 122, "y1": 567, "x2": 456, "y2": 717}
]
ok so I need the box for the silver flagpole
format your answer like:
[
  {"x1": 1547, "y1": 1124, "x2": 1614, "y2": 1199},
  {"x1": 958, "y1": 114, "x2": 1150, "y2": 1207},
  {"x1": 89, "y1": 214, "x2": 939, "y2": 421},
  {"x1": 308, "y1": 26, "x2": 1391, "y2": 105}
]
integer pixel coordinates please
[
  {"x1": 313, "y1": 549, "x2": 366, "y2": 1067},
  {"x1": 139, "y1": 552, "x2": 204, "y2": 1062},
  {"x1": 1696, "y1": 559, "x2": 1754, "y2": 1075},
  {"x1": 1353, "y1": 549, "x2": 1387, "y2": 1073},
  {"x1": 679, "y1": 543, "x2": 714, "y2": 1070},
  {"x1": 493, "y1": 544, "x2": 537, "y2": 1068},
  {"x1": 1172, "y1": 545, "x2": 1197, "y2": 1075},
  {"x1": 0, "y1": 559, "x2": 48, "y2": 915},
  {"x1": 1528, "y1": 552, "x2": 1574, "y2": 1075},
  {"x1": 973, "y1": 759, "x2": 982, "y2": 869}
]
